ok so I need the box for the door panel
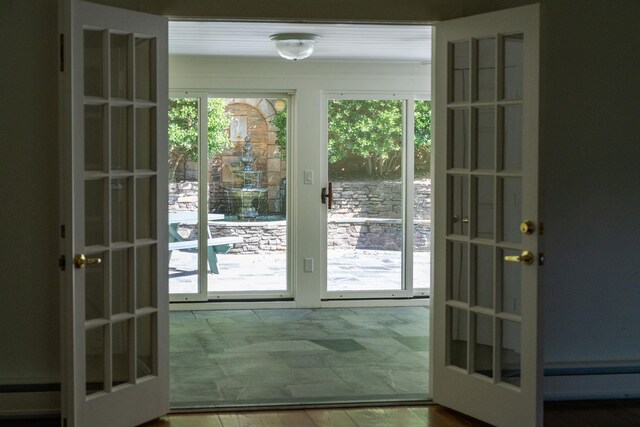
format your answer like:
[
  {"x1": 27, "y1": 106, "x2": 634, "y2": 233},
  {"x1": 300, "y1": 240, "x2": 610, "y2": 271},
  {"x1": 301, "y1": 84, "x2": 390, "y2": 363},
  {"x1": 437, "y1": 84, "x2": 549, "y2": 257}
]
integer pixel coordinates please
[
  {"x1": 60, "y1": 1, "x2": 168, "y2": 425},
  {"x1": 432, "y1": 4, "x2": 540, "y2": 427},
  {"x1": 323, "y1": 96, "x2": 411, "y2": 299}
]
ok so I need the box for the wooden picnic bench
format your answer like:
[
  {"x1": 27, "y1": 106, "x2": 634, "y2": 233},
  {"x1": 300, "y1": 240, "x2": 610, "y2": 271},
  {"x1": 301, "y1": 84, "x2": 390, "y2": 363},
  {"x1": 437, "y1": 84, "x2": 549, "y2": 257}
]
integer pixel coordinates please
[{"x1": 168, "y1": 212, "x2": 242, "y2": 274}]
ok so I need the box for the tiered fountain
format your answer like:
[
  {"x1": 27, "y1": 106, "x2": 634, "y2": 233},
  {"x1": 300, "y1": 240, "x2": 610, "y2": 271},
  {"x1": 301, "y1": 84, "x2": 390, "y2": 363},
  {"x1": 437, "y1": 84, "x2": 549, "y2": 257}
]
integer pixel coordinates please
[{"x1": 226, "y1": 135, "x2": 267, "y2": 220}]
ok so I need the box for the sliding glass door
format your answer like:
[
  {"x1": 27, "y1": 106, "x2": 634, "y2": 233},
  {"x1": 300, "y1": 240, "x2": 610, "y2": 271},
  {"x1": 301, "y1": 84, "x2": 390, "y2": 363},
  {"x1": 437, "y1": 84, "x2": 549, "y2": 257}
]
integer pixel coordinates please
[
  {"x1": 323, "y1": 94, "x2": 431, "y2": 299},
  {"x1": 168, "y1": 93, "x2": 291, "y2": 301}
]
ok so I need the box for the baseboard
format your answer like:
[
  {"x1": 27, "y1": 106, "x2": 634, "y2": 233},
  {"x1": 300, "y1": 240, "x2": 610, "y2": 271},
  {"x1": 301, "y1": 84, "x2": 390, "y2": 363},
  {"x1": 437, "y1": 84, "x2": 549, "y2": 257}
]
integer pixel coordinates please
[
  {"x1": 544, "y1": 372, "x2": 640, "y2": 401},
  {"x1": 0, "y1": 391, "x2": 60, "y2": 418}
]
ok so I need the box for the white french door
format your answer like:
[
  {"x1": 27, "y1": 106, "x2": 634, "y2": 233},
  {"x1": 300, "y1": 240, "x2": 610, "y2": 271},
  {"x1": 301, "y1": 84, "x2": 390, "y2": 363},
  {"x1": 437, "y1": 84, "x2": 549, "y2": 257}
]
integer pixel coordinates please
[
  {"x1": 59, "y1": 1, "x2": 169, "y2": 425},
  {"x1": 432, "y1": 4, "x2": 541, "y2": 427}
]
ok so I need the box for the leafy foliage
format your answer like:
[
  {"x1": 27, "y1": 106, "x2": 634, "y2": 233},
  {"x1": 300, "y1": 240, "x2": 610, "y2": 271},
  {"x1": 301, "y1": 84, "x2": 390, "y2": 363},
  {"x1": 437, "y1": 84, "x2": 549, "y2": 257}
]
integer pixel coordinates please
[
  {"x1": 269, "y1": 100, "x2": 287, "y2": 159},
  {"x1": 328, "y1": 100, "x2": 403, "y2": 177},
  {"x1": 327, "y1": 99, "x2": 432, "y2": 178},
  {"x1": 168, "y1": 98, "x2": 231, "y2": 178}
]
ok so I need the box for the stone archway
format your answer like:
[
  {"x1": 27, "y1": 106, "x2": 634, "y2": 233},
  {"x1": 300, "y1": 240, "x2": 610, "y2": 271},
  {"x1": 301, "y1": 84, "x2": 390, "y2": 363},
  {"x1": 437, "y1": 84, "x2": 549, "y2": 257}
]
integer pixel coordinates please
[{"x1": 209, "y1": 98, "x2": 286, "y2": 217}]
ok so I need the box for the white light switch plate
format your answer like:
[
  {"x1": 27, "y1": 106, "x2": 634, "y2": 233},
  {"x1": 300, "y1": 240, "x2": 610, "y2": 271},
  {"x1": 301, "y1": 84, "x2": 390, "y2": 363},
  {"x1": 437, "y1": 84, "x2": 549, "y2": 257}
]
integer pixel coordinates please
[{"x1": 304, "y1": 170, "x2": 313, "y2": 184}]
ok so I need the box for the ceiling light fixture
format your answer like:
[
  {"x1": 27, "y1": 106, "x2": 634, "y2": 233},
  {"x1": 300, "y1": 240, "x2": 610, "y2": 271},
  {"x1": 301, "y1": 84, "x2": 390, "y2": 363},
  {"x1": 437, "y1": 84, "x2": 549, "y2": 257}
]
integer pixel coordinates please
[{"x1": 270, "y1": 33, "x2": 320, "y2": 61}]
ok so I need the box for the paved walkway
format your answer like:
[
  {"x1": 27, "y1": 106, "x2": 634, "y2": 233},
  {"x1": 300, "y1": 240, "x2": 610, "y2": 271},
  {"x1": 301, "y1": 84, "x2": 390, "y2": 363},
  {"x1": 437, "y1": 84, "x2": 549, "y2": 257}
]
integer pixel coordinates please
[{"x1": 169, "y1": 250, "x2": 431, "y2": 294}]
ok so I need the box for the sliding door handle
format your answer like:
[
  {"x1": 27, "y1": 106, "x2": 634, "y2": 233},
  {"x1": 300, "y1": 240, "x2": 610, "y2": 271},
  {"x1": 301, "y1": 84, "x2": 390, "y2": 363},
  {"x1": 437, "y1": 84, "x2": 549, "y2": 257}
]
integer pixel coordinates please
[{"x1": 321, "y1": 182, "x2": 333, "y2": 209}]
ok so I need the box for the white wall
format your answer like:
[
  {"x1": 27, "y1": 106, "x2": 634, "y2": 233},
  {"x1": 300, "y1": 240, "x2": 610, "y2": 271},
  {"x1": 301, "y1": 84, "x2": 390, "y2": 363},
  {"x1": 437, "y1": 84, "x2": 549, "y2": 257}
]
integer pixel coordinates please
[{"x1": 170, "y1": 56, "x2": 430, "y2": 307}]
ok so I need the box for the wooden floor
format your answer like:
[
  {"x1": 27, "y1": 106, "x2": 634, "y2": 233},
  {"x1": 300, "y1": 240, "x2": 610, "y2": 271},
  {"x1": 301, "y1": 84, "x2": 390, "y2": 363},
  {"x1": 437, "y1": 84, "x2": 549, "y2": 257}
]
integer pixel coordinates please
[
  {"x1": 142, "y1": 405, "x2": 489, "y2": 427},
  {"x1": 140, "y1": 400, "x2": 640, "y2": 427},
  {"x1": 6, "y1": 400, "x2": 640, "y2": 426}
]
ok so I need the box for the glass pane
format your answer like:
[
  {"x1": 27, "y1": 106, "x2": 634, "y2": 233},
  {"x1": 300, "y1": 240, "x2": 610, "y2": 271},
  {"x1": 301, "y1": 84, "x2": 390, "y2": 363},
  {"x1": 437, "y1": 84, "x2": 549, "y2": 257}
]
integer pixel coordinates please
[
  {"x1": 473, "y1": 245, "x2": 494, "y2": 309},
  {"x1": 447, "y1": 307, "x2": 468, "y2": 370},
  {"x1": 86, "y1": 326, "x2": 105, "y2": 396},
  {"x1": 111, "y1": 178, "x2": 131, "y2": 243},
  {"x1": 85, "y1": 179, "x2": 105, "y2": 247},
  {"x1": 449, "y1": 175, "x2": 469, "y2": 236},
  {"x1": 500, "y1": 319, "x2": 521, "y2": 387},
  {"x1": 135, "y1": 37, "x2": 154, "y2": 101},
  {"x1": 502, "y1": 105, "x2": 523, "y2": 172},
  {"x1": 476, "y1": 38, "x2": 496, "y2": 101},
  {"x1": 136, "y1": 177, "x2": 154, "y2": 240},
  {"x1": 473, "y1": 313, "x2": 493, "y2": 378},
  {"x1": 136, "y1": 245, "x2": 154, "y2": 309},
  {"x1": 85, "y1": 252, "x2": 105, "y2": 321},
  {"x1": 110, "y1": 33, "x2": 130, "y2": 99},
  {"x1": 501, "y1": 248, "x2": 522, "y2": 315},
  {"x1": 112, "y1": 320, "x2": 131, "y2": 387},
  {"x1": 449, "y1": 108, "x2": 469, "y2": 169},
  {"x1": 135, "y1": 107, "x2": 154, "y2": 170},
  {"x1": 111, "y1": 249, "x2": 131, "y2": 315},
  {"x1": 111, "y1": 106, "x2": 131, "y2": 171},
  {"x1": 413, "y1": 100, "x2": 431, "y2": 292},
  {"x1": 327, "y1": 99, "x2": 402, "y2": 292},
  {"x1": 209, "y1": 97, "x2": 288, "y2": 293},
  {"x1": 503, "y1": 34, "x2": 524, "y2": 100},
  {"x1": 448, "y1": 241, "x2": 468, "y2": 303},
  {"x1": 168, "y1": 98, "x2": 200, "y2": 295},
  {"x1": 501, "y1": 177, "x2": 522, "y2": 243},
  {"x1": 474, "y1": 176, "x2": 494, "y2": 239},
  {"x1": 475, "y1": 107, "x2": 495, "y2": 170},
  {"x1": 136, "y1": 314, "x2": 155, "y2": 378},
  {"x1": 451, "y1": 41, "x2": 470, "y2": 102},
  {"x1": 85, "y1": 105, "x2": 105, "y2": 171},
  {"x1": 84, "y1": 30, "x2": 104, "y2": 97}
]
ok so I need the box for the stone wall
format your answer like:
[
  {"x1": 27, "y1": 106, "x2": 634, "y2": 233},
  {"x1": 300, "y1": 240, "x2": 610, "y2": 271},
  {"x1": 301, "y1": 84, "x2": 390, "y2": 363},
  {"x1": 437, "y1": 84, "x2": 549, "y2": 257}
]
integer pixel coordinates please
[
  {"x1": 169, "y1": 179, "x2": 431, "y2": 254},
  {"x1": 209, "y1": 221, "x2": 286, "y2": 254},
  {"x1": 330, "y1": 180, "x2": 431, "y2": 220}
]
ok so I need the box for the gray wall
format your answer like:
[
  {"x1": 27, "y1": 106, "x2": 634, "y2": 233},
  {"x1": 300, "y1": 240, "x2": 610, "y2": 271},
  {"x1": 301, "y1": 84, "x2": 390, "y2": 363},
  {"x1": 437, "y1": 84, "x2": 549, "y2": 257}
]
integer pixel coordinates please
[
  {"x1": 1, "y1": 0, "x2": 639, "y2": 403},
  {"x1": 0, "y1": 0, "x2": 60, "y2": 386},
  {"x1": 540, "y1": 0, "x2": 640, "y2": 365}
]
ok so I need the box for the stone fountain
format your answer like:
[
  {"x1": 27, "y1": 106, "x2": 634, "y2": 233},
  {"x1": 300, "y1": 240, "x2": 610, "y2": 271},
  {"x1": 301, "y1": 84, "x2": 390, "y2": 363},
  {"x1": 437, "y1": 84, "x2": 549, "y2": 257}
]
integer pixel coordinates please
[{"x1": 226, "y1": 135, "x2": 267, "y2": 220}]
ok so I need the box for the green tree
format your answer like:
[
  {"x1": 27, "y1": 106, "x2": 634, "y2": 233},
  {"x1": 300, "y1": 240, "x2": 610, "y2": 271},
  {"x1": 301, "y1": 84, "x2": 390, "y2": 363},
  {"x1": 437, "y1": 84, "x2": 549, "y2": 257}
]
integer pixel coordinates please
[
  {"x1": 168, "y1": 98, "x2": 231, "y2": 178},
  {"x1": 414, "y1": 100, "x2": 432, "y2": 177},
  {"x1": 269, "y1": 100, "x2": 287, "y2": 159},
  {"x1": 260, "y1": 98, "x2": 431, "y2": 178}
]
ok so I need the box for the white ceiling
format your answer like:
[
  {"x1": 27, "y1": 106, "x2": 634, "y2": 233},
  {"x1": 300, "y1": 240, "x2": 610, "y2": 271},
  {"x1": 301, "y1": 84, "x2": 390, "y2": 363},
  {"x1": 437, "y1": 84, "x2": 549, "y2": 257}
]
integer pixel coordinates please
[{"x1": 169, "y1": 21, "x2": 432, "y2": 62}]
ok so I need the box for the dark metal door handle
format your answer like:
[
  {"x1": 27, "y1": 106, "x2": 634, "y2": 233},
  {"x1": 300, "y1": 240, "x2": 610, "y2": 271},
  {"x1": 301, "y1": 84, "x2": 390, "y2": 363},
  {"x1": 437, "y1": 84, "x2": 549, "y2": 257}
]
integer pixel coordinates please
[{"x1": 321, "y1": 182, "x2": 333, "y2": 209}]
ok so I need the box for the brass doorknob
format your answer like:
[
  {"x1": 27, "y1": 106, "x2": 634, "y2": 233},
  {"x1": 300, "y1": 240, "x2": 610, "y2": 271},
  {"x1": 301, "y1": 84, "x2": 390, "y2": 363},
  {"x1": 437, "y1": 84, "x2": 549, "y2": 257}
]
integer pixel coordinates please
[
  {"x1": 74, "y1": 254, "x2": 102, "y2": 269},
  {"x1": 520, "y1": 220, "x2": 535, "y2": 235},
  {"x1": 504, "y1": 251, "x2": 534, "y2": 265}
]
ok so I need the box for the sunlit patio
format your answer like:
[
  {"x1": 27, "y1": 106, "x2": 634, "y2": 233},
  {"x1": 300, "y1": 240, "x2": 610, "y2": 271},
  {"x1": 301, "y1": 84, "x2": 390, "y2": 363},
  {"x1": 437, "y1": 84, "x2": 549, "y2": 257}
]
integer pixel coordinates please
[{"x1": 169, "y1": 249, "x2": 430, "y2": 294}]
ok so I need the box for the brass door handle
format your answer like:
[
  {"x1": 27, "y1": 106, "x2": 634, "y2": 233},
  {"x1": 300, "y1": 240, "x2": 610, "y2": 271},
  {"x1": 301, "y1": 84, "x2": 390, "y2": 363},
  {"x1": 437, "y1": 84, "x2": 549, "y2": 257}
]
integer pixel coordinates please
[
  {"x1": 504, "y1": 251, "x2": 534, "y2": 266},
  {"x1": 520, "y1": 220, "x2": 535, "y2": 235},
  {"x1": 74, "y1": 254, "x2": 102, "y2": 269}
]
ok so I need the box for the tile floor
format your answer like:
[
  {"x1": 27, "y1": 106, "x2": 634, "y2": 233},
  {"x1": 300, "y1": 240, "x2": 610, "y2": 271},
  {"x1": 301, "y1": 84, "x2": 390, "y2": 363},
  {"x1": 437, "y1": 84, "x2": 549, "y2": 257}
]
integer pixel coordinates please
[{"x1": 170, "y1": 306, "x2": 430, "y2": 409}]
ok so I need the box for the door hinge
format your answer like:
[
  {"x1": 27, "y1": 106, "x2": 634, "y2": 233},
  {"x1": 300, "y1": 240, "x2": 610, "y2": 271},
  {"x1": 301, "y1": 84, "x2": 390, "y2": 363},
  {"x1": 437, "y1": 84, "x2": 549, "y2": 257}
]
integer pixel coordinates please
[
  {"x1": 59, "y1": 34, "x2": 64, "y2": 72},
  {"x1": 538, "y1": 252, "x2": 545, "y2": 266},
  {"x1": 60, "y1": 224, "x2": 66, "y2": 238},
  {"x1": 59, "y1": 255, "x2": 66, "y2": 271}
]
